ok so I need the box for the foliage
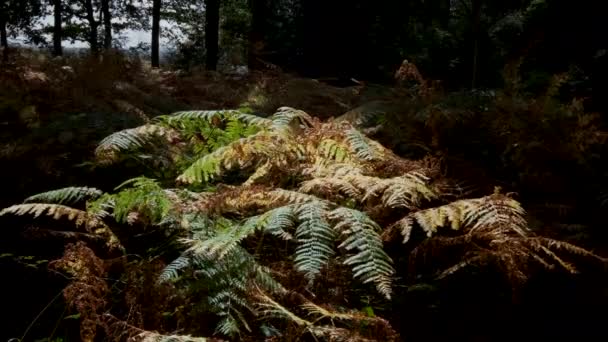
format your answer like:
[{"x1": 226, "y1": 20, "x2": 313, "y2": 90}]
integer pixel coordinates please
[{"x1": 3, "y1": 105, "x2": 606, "y2": 341}]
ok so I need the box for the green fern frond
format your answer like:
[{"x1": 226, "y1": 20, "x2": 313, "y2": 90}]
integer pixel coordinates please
[
  {"x1": 294, "y1": 201, "x2": 336, "y2": 281},
  {"x1": 109, "y1": 177, "x2": 172, "y2": 224},
  {"x1": 158, "y1": 255, "x2": 191, "y2": 283},
  {"x1": 95, "y1": 124, "x2": 172, "y2": 162},
  {"x1": 345, "y1": 128, "x2": 380, "y2": 161},
  {"x1": 330, "y1": 207, "x2": 394, "y2": 299},
  {"x1": 24, "y1": 187, "x2": 103, "y2": 205},
  {"x1": 169, "y1": 109, "x2": 238, "y2": 121},
  {"x1": 232, "y1": 112, "x2": 273, "y2": 127},
  {"x1": 177, "y1": 150, "x2": 223, "y2": 184},
  {"x1": 318, "y1": 139, "x2": 351, "y2": 162},
  {"x1": 187, "y1": 219, "x2": 255, "y2": 260},
  {"x1": 249, "y1": 205, "x2": 296, "y2": 240}
]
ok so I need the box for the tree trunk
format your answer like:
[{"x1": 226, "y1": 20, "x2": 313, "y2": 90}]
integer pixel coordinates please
[
  {"x1": 0, "y1": 17, "x2": 8, "y2": 63},
  {"x1": 471, "y1": 0, "x2": 482, "y2": 89},
  {"x1": 205, "y1": 0, "x2": 220, "y2": 70},
  {"x1": 151, "y1": 0, "x2": 161, "y2": 67},
  {"x1": 248, "y1": 0, "x2": 265, "y2": 70},
  {"x1": 84, "y1": 0, "x2": 99, "y2": 54},
  {"x1": 53, "y1": 0, "x2": 63, "y2": 56},
  {"x1": 101, "y1": 0, "x2": 112, "y2": 49}
]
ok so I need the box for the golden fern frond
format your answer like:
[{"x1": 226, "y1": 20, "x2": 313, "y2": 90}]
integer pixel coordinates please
[
  {"x1": 299, "y1": 177, "x2": 362, "y2": 201},
  {"x1": 467, "y1": 193, "x2": 528, "y2": 235},
  {"x1": 2, "y1": 203, "x2": 96, "y2": 225},
  {"x1": 271, "y1": 107, "x2": 315, "y2": 133},
  {"x1": 357, "y1": 172, "x2": 437, "y2": 209},
  {"x1": 178, "y1": 131, "x2": 297, "y2": 184},
  {"x1": 24, "y1": 187, "x2": 103, "y2": 205},
  {"x1": 389, "y1": 193, "x2": 528, "y2": 244},
  {"x1": 130, "y1": 332, "x2": 213, "y2": 342},
  {"x1": 0, "y1": 204, "x2": 122, "y2": 251},
  {"x1": 254, "y1": 289, "x2": 312, "y2": 327},
  {"x1": 302, "y1": 162, "x2": 366, "y2": 178},
  {"x1": 242, "y1": 161, "x2": 273, "y2": 186}
]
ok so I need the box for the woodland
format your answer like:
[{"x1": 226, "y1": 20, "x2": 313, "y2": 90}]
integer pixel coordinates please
[{"x1": 1, "y1": 0, "x2": 608, "y2": 341}]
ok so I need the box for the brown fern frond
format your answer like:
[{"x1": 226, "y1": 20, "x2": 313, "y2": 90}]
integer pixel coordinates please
[{"x1": 50, "y1": 243, "x2": 109, "y2": 342}]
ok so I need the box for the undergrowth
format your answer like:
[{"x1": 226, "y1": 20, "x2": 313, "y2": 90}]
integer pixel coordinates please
[{"x1": 2, "y1": 103, "x2": 607, "y2": 341}]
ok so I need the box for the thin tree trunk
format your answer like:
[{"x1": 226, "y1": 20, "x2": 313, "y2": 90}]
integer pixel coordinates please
[
  {"x1": 205, "y1": 0, "x2": 220, "y2": 70},
  {"x1": 101, "y1": 0, "x2": 111, "y2": 49},
  {"x1": 471, "y1": 0, "x2": 482, "y2": 89},
  {"x1": 0, "y1": 17, "x2": 8, "y2": 63},
  {"x1": 151, "y1": 0, "x2": 161, "y2": 67},
  {"x1": 248, "y1": 0, "x2": 265, "y2": 70},
  {"x1": 53, "y1": 0, "x2": 63, "y2": 56},
  {"x1": 84, "y1": 0, "x2": 99, "y2": 54}
]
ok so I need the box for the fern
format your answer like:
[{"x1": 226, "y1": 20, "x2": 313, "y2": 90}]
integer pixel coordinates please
[
  {"x1": 108, "y1": 177, "x2": 172, "y2": 224},
  {"x1": 294, "y1": 201, "x2": 336, "y2": 281},
  {"x1": 390, "y1": 193, "x2": 528, "y2": 244},
  {"x1": 330, "y1": 207, "x2": 394, "y2": 299},
  {"x1": 270, "y1": 106, "x2": 314, "y2": 132},
  {"x1": 345, "y1": 128, "x2": 380, "y2": 161},
  {"x1": 0, "y1": 203, "x2": 122, "y2": 251},
  {"x1": 24, "y1": 187, "x2": 103, "y2": 205},
  {"x1": 95, "y1": 124, "x2": 173, "y2": 163},
  {"x1": 130, "y1": 332, "x2": 212, "y2": 342}
]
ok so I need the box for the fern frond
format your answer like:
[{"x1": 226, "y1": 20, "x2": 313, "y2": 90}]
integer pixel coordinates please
[
  {"x1": 467, "y1": 193, "x2": 528, "y2": 235},
  {"x1": 1, "y1": 203, "x2": 95, "y2": 225},
  {"x1": 294, "y1": 201, "x2": 336, "y2": 281},
  {"x1": 232, "y1": 112, "x2": 273, "y2": 127},
  {"x1": 318, "y1": 138, "x2": 352, "y2": 163},
  {"x1": 95, "y1": 124, "x2": 173, "y2": 163},
  {"x1": 271, "y1": 107, "x2": 314, "y2": 132},
  {"x1": 0, "y1": 204, "x2": 122, "y2": 251},
  {"x1": 270, "y1": 189, "x2": 328, "y2": 205},
  {"x1": 391, "y1": 194, "x2": 528, "y2": 244},
  {"x1": 250, "y1": 205, "x2": 296, "y2": 240},
  {"x1": 158, "y1": 254, "x2": 191, "y2": 283},
  {"x1": 345, "y1": 128, "x2": 380, "y2": 161},
  {"x1": 360, "y1": 172, "x2": 437, "y2": 209},
  {"x1": 24, "y1": 187, "x2": 103, "y2": 205},
  {"x1": 130, "y1": 331, "x2": 212, "y2": 342},
  {"x1": 168, "y1": 109, "x2": 238, "y2": 121},
  {"x1": 330, "y1": 207, "x2": 394, "y2": 299},
  {"x1": 177, "y1": 150, "x2": 223, "y2": 184},
  {"x1": 254, "y1": 289, "x2": 312, "y2": 327},
  {"x1": 187, "y1": 219, "x2": 256, "y2": 260},
  {"x1": 110, "y1": 177, "x2": 172, "y2": 224},
  {"x1": 299, "y1": 177, "x2": 362, "y2": 201}
]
